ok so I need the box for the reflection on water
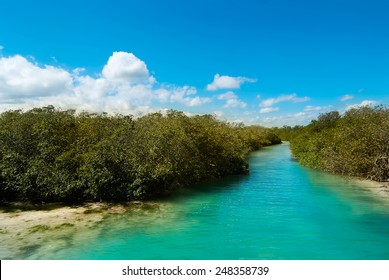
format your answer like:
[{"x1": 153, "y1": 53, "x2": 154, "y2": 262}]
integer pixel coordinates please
[{"x1": 1, "y1": 142, "x2": 389, "y2": 259}]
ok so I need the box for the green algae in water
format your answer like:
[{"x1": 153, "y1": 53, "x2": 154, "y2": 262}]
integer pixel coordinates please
[
  {"x1": 28, "y1": 225, "x2": 51, "y2": 233},
  {"x1": 54, "y1": 223, "x2": 75, "y2": 229}
]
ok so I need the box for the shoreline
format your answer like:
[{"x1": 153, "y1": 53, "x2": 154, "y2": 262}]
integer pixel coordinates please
[
  {"x1": 0, "y1": 201, "x2": 162, "y2": 259},
  {"x1": 351, "y1": 178, "x2": 389, "y2": 200}
]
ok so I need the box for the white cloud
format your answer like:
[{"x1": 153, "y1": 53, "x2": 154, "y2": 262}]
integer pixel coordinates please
[
  {"x1": 160, "y1": 85, "x2": 211, "y2": 107},
  {"x1": 304, "y1": 105, "x2": 322, "y2": 111},
  {"x1": 102, "y1": 51, "x2": 155, "y2": 84},
  {"x1": 0, "y1": 52, "x2": 211, "y2": 113},
  {"x1": 294, "y1": 112, "x2": 307, "y2": 117},
  {"x1": 260, "y1": 107, "x2": 279, "y2": 114},
  {"x1": 260, "y1": 98, "x2": 277, "y2": 108},
  {"x1": 255, "y1": 115, "x2": 286, "y2": 127},
  {"x1": 217, "y1": 91, "x2": 237, "y2": 100},
  {"x1": 206, "y1": 74, "x2": 256, "y2": 91},
  {"x1": 293, "y1": 96, "x2": 310, "y2": 103},
  {"x1": 217, "y1": 91, "x2": 246, "y2": 108},
  {"x1": 72, "y1": 68, "x2": 86, "y2": 75},
  {"x1": 257, "y1": 110, "x2": 318, "y2": 127},
  {"x1": 360, "y1": 100, "x2": 377, "y2": 107},
  {"x1": 340, "y1": 94, "x2": 354, "y2": 101},
  {"x1": 224, "y1": 98, "x2": 247, "y2": 108},
  {"x1": 165, "y1": 86, "x2": 195, "y2": 103},
  {"x1": 0, "y1": 46, "x2": 4, "y2": 50},
  {"x1": 154, "y1": 88, "x2": 170, "y2": 103},
  {"x1": 185, "y1": 96, "x2": 212, "y2": 107},
  {"x1": 346, "y1": 100, "x2": 378, "y2": 111},
  {"x1": 0, "y1": 55, "x2": 73, "y2": 100},
  {"x1": 260, "y1": 93, "x2": 310, "y2": 108}
]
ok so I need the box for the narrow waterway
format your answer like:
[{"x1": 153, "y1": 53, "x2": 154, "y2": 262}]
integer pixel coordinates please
[{"x1": 2, "y1": 142, "x2": 389, "y2": 259}]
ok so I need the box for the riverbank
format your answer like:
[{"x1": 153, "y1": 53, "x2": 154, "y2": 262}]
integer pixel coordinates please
[
  {"x1": 0, "y1": 201, "x2": 165, "y2": 259},
  {"x1": 353, "y1": 178, "x2": 389, "y2": 200}
]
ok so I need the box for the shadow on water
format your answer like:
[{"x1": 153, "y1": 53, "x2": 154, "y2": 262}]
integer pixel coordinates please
[{"x1": 161, "y1": 173, "x2": 249, "y2": 203}]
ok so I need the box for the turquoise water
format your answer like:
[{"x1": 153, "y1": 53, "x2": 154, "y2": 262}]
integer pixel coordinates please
[{"x1": 9, "y1": 143, "x2": 389, "y2": 259}]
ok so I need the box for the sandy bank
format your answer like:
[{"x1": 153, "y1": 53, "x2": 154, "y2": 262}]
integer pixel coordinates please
[
  {"x1": 351, "y1": 178, "x2": 389, "y2": 200},
  {"x1": 0, "y1": 201, "x2": 162, "y2": 259}
]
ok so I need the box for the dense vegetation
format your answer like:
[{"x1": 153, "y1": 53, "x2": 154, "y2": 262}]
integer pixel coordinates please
[
  {"x1": 274, "y1": 106, "x2": 389, "y2": 182},
  {"x1": 0, "y1": 106, "x2": 281, "y2": 203}
]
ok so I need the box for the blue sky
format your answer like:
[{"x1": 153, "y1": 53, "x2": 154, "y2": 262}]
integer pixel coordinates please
[{"x1": 0, "y1": 0, "x2": 388, "y2": 126}]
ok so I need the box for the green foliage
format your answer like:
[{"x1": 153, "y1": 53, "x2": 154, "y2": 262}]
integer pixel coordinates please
[
  {"x1": 287, "y1": 106, "x2": 389, "y2": 182},
  {"x1": 270, "y1": 125, "x2": 304, "y2": 141},
  {"x1": 0, "y1": 107, "x2": 280, "y2": 203}
]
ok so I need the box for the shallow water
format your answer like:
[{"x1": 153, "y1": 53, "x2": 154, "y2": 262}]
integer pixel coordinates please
[{"x1": 2, "y1": 142, "x2": 389, "y2": 259}]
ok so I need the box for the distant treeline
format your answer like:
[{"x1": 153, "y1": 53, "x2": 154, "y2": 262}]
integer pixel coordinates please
[
  {"x1": 0, "y1": 106, "x2": 281, "y2": 203},
  {"x1": 272, "y1": 106, "x2": 389, "y2": 182}
]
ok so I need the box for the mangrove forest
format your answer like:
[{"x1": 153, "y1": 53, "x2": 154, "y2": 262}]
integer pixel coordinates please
[
  {"x1": 0, "y1": 106, "x2": 281, "y2": 203},
  {"x1": 273, "y1": 106, "x2": 389, "y2": 182},
  {"x1": 1, "y1": 105, "x2": 388, "y2": 205}
]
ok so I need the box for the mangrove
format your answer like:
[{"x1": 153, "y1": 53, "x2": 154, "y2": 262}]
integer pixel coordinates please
[{"x1": 0, "y1": 106, "x2": 281, "y2": 203}]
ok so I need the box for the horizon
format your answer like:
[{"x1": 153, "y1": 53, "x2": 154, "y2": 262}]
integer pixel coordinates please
[{"x1": 0, "y1": 0, "x2": 388, "y2": 127}]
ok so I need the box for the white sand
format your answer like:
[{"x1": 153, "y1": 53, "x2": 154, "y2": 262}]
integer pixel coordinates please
[
  {"x1": 0, "y1": 203, "x2": 128, "y2": 259},
  {"x1": 351, "y1": 178, "x2": 389, "y2": 200}
]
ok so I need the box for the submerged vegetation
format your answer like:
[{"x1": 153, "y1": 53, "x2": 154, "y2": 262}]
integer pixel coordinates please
[
  {"x1": 0, "y1": 106, "x2": 281, "y2": 203},
  {"x1": 273, "y1": 106, "x2": 389, "y2": 182}
]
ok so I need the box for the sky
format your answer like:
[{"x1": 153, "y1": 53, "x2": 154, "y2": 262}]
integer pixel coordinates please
[{"x1": 0, "y1": 0, "x2": 388, "y2": 126}]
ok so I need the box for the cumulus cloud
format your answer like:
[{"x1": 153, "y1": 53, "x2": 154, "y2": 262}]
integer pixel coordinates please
[
  {"x1": 0, "y1": 52, "x2": 210, "y2": 113},
  {"x1": 224, "y1": 98, "x2": 247, "y2": 108},
  {"x1": 260, "y1": 93, "x2": 310, "y2": 108},
  {"x1": 206, "y1": 74, "x2": 256, "y2": 91},
  {"x1": 340, "y1": 94, "x2": 354, "y2": 101},
  {"x1": 185, "y1": 96, "x2": 212, "y2": 107},
  {"x1": 0, "y1": 55, "x2": 73, "y2": 101},
  {"x1": 346, "y1": 100, "x2": 378, "y2": 111},
  {"x1": 164, "y1": 85, "x2": 211, "y2": 106},
  {"x1": 217, "y1": 91, "x2": 246, "y2": 108},
  {"x1": 102, "y1": 51, "x2": 154, "y2": 84}
]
